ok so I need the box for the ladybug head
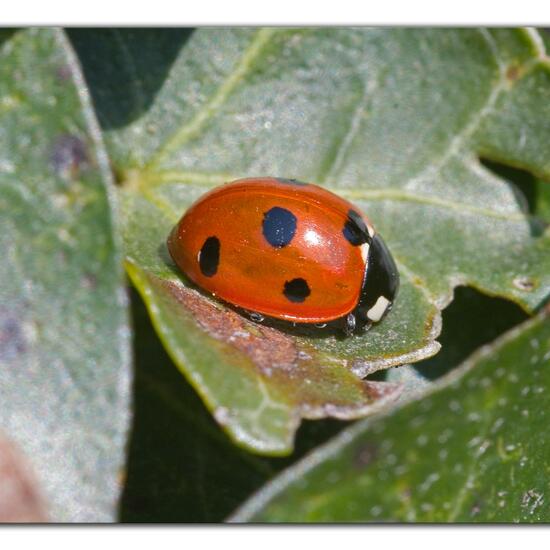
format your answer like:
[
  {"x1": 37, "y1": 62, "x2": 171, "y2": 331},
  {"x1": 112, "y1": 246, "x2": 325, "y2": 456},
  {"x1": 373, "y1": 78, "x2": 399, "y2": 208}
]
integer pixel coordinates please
[{"x1": 354, "y1": 233, "x2": 400, "y2": 331}]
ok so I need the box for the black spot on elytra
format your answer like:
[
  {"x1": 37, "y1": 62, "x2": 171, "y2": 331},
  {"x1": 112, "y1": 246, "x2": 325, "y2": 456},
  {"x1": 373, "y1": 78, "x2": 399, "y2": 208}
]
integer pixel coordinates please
[
  {"x1": 199, "y1": 236, "x2": 220, "y2": 277},
  {"x1": 275, "y1": 177, "x2": 308, "y2": 187},
  {"x1": 51, "y1": 134, "x2": 88, "y2": 179},
  {"x1": 283, "y1": 278, "x2": 311, "y2": 303},
  {"x1": 343, "y1": 209, "x2": 371, "y2": 246},
  {"x1": 262, "y1": 207, "x2": 297, "y2": 248}
]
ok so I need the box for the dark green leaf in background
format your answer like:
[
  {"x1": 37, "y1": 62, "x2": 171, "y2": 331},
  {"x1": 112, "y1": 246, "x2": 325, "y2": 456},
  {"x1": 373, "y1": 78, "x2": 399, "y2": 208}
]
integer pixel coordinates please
[
  {"x1": 71, "y1": 28, "x2": 550, "y2": 455},
  {"x1": 231, "y1": 311, "x2": 550, "y2": 522},
  {"x1": 414, "y1": 286, "x2": 529, "y2": 380},
  {"x1": 0, "y1": 29, "x2": 130, "y2": 521}
]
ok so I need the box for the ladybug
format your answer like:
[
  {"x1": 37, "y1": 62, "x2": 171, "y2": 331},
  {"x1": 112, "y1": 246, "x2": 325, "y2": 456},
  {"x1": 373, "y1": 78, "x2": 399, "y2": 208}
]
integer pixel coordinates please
[{"x1": 167, "y1": 177, "x2": 399, "y2": 335}]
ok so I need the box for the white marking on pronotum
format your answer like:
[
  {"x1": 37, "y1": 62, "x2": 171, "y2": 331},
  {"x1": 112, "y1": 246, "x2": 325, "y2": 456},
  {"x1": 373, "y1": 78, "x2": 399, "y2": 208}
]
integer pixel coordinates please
[
  {"x1": 360, "y1": 243, "x2": 370, "y2": 264},
  {"x1": 366, "y1": 295, "x2": 390, "y2": 322}
]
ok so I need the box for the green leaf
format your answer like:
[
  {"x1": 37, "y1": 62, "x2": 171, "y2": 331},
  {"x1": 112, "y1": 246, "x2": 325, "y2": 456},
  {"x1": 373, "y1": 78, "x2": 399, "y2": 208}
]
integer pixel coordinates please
[
  {"x1": 231, "y1": 311, "x2": 550, "y2": 522},
  {"x1": 0, "y1": 29, "x2": 130, "y2": 521},
  {"x1": 72, "y1": 28, "x2": 550, "y2": 455}
]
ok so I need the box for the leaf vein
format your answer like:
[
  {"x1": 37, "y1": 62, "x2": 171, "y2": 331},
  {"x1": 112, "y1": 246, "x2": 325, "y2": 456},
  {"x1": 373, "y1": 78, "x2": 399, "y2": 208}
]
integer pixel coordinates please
[
  {"x1": 139, "y1": 171, "x2": 527, "y2": 223},
  {"x1": 319, "y1": 78, "x2": 376, "y2": 183},
  {"x1": 145, "y1": 28, "x2": 277, "y2": 170},
  {"x1": 400, "y1": 28, "x2": 507, "y2": 190}
]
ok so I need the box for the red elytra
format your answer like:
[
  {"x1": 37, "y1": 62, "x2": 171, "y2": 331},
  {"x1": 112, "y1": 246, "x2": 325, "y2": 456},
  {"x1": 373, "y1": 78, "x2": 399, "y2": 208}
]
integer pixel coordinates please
[{"x1": 167, "y1": 177, "x2": 399, "y2": 334}]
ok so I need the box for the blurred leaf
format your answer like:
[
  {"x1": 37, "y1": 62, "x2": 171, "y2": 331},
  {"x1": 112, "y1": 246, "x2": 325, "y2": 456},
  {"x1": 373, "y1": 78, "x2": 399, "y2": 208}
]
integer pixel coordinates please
[
  {"x1": 0, "y1": 29, "x2": 130, "y2": 521},
  {"x1": 231, "y1": 311, "x2": 550, "y2": 522},
  {"x1": 73, "y1": 28, "x2": 550, "y2": 454},
  {"x1": 0, "y1": 431, "x2": 48, "y2": 522}
]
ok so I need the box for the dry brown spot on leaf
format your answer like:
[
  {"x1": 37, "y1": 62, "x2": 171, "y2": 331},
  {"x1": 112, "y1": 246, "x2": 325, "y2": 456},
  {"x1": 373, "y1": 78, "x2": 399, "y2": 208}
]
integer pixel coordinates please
[
  {"x1": 162, "y1": 279, "x2": 402, "y2": 417},
  {"x1": 364, "y1": 380, "x2": 402, "y2": 399},
  {"x1": 80, "y1": 273, "x2": 98, "y2": 290},
  {"x1": 162, "y1": 279, "x2": 300, "y2": 374},
  {"x1": 0, "y1": 432, "x2": 48, "y2": 523},
  {"x1": 506, "y1": 64, "x2": 521, "y2": 81},
  {"x1": 51, "y1": 134, "x2": 89, "y2": 180}
]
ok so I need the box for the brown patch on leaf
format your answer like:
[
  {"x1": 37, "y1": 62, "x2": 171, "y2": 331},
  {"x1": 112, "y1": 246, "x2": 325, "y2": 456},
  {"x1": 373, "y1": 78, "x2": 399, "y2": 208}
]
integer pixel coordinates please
[
  {"x1": 506, "y1": 64, "x2": 521, "y2": 82},
  {"x1": 364, "y1": 380, "x2": 402, "y2": 399},
  {"x1": 51, "y1": 134, "x2": 89, "y2": 180},
  {"x1": 161, "y1": 280, "x2": 298, "y2": 375},
  {"x1": 0, "y1": 432, "x2": 48, "y2": 522},
  {"x1": 80, "y1": 273, "x2": 98, "y2": 290},
  {"x1": 159, "y1": 278, "x2": 402, "y2": 418}
]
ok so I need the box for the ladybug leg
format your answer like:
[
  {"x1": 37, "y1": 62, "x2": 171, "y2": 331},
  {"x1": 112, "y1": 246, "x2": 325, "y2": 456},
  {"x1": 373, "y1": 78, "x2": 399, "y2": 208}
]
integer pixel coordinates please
[
  {"x1": 343, "y1": 313, "x2": 356, "y2": 336},
  {"x1": 361, "y1": 320, "x2": 373, "y2": 333},
  {"x1": 249, "y1": 312, "x2": 265, "y2": 323}
]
